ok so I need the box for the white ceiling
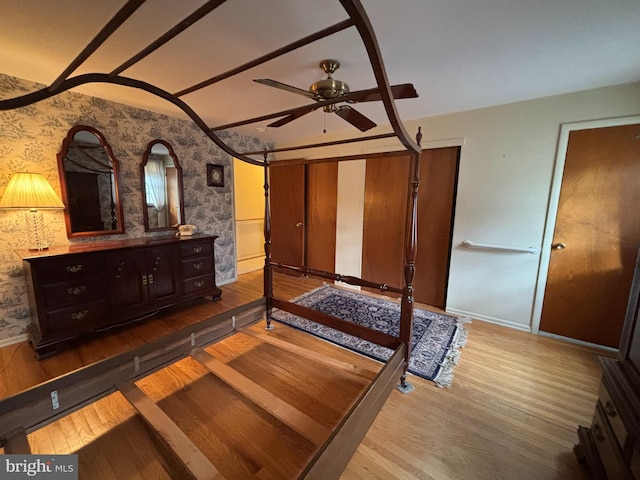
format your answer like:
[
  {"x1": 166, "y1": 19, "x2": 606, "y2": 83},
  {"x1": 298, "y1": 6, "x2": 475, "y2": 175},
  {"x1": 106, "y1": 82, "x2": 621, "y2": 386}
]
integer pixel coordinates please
[{"x1": 1, "y1": 0, "x2": 639, "y2": 146}]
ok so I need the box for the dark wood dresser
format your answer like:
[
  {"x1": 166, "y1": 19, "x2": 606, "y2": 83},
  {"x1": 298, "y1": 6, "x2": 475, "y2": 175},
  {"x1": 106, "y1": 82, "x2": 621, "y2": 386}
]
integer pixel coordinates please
[
  {"x1": 21, "y1": 234, "x2": 222, "y2": 358},
  {"x1": 575, "y1": 250, "x2": 640, "y2": 479}
]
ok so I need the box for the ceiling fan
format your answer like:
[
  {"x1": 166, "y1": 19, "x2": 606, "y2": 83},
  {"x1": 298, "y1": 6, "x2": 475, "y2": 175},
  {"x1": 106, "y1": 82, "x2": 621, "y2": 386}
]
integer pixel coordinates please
[{"x1": 254, "y1": 59, "x2": 418, "y2": 132}]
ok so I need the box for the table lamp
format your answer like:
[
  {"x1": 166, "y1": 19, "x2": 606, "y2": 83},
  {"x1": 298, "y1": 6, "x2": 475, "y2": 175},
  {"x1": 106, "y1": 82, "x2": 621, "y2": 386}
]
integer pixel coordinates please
[{"x1": 0, "y1": 172, "x2": 65, "y2": 250}]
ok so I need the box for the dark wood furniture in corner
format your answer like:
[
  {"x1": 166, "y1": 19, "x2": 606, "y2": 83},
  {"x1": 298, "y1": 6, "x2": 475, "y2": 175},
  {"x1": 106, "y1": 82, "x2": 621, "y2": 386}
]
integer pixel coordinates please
[
  {"x1": 21, "y1": 234, "x2": 222, "y2": 359},
  {"x1": 575, "y1": 250, "x2": 640, "y2": 479}
]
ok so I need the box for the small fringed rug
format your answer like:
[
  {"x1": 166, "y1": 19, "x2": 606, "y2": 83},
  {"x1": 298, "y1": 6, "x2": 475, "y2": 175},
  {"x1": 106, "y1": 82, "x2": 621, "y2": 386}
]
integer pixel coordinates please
[{"x1": 271, "y1": 285, "x2": 469, "y2": 387}]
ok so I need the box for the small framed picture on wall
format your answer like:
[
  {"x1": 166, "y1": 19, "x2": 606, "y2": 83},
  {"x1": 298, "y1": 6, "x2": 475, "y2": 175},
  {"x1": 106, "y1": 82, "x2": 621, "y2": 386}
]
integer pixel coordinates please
[{"x1": 206, "y1": 164, "x2": 224, "y2": 187}]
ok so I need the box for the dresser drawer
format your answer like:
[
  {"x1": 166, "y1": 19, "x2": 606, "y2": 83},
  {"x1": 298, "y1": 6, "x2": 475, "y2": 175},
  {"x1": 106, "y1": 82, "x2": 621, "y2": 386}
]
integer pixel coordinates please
[
  {"x1": 181, "y1": 256, "x2": 214, "y2": 278},
  {"x1": 182, "y1": 275, "x2": 215, "y2": 296},
  {"x1": 180, "y1": 240, "x2": 213, "y2": 259},
  {"x1": 592, "y1": 401, "x2": 634, "y2": 480},
  {"x1": 34, "y1": 256, "x2": 104, "y2": 283},
  {"x1": 42, "y1": 276, "x2": 106, "y2": 309},
  {"x1": 43, "y1": 299, "x2": 108, "y2": 333},
  {"x1": 599, "y1": 381, "x2": 628, "y2": 449}
]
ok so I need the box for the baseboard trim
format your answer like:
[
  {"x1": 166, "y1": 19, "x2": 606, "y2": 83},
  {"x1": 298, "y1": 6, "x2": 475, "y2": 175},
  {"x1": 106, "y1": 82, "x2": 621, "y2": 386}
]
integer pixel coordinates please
[
  {"x1": 0, "y1": 333, "x2": 29, "y2": 348},
  {"x1": 538, "y1": 331, "x2": 618, "y2": 352},
  {"x1": 218, "y1": 276, "x2": 237, "y2": 287},
  {"x1": 446, "y1": 308, "x2": 531, "y2": 332}
]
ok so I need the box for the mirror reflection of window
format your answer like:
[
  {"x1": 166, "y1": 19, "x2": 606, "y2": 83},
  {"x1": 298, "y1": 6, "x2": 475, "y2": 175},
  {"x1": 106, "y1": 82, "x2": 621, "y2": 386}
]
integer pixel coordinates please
[
  {"x1": 144, "y1": 143, "x2": 180, "y2": 229},
  {"x1": 146, "y1": 158, "x2": 167, "y2": 212}
]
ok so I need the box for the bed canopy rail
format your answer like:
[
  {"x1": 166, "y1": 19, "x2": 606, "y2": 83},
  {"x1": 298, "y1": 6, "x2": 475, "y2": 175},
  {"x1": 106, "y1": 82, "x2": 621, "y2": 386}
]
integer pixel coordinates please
[{"x1": 270, "y1": 263, "x2": 404, "y2": 296}]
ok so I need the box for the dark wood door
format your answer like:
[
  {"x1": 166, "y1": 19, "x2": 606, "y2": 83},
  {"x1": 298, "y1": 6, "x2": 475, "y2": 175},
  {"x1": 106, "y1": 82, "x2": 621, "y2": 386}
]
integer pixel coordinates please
[
  {"x1": 146, "y1": 246, "x2": 180, "y2": 306},
  {"x1": 269, "y1": 164, "x2": 305, "y2": 271},
  {"x1": 108, "y1": 250, "x2": 147, "y2": 314},
  {"x1": 414, "y1": 147, "x2": 460, "y2": 307},
  {"x1": 108, "y1": 246, "x2": 181, "y2": 314},
  {"x1": 362, "y1": 147, "x2": 459, "y2": 308},
  {"x1": 306, "y1": 162, "x2": 338, "y2": 272},
  {"x1": 362, "y1": 154, "x2": 409, "y2": 290},
  {"x1": 540, "y1": 123, "x2": 640, "y2": 347},
  {"x1": 66, "y1": 171, "x2": 102, "y2": 231}
]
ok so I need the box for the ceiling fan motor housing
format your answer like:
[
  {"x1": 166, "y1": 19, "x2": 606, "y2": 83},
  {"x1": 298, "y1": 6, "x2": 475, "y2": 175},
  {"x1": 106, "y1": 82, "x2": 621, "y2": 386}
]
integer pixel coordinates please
[{"x1": 310, "y1": 59, "x2": 350, "y2": 111}]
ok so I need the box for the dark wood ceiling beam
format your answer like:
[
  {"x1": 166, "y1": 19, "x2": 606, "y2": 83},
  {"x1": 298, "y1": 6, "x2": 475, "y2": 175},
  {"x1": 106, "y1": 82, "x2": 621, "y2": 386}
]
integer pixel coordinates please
[
  {"x1": 174, "y1": 18, "x2": 354, "y2": 97},
  {"x1": 110, "y1": 0, "x2": 228, "y2": 76},
  {"x1": 241, "y1": 133, "x2": 397, "y2": 156},
  {"x1": 49, "y1": 0, "x2": 146, "y2": 91}
]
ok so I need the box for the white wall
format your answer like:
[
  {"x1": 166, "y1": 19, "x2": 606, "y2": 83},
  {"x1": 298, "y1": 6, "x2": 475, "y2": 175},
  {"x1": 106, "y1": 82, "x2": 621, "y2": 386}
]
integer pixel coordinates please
[
  {"x1": 275, "y1": 82, "x2": 640, "y2": 331},
  {"x1": 335, "y1": 159, "x2": 366, "y2": 288}
]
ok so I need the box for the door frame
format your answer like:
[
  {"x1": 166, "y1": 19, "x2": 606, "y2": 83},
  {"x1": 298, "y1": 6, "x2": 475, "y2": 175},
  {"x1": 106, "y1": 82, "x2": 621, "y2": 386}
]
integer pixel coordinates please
[{"x1": 531, "y1": 115, "x2": 640, "y2": 336}]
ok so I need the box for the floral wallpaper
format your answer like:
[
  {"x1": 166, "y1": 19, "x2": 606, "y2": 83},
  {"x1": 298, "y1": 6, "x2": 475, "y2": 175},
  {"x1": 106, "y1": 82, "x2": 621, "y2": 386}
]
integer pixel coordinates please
[{"x1": 0, "y1": 74, "x2": 269, "y2": 344}]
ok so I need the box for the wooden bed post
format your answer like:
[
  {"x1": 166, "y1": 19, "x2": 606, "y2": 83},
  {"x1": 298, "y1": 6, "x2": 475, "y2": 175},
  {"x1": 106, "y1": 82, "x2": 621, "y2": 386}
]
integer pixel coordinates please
[
  {"x1": 398, "y1": 127, "x2": 422, "y2": 393},
  {"x1": 263, "y1": 151, "x2": 275, "y2": 330}
]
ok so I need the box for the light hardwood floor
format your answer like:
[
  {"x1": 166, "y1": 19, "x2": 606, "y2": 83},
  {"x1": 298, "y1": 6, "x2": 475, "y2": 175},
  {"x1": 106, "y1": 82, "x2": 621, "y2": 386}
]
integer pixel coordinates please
[{"x1": 0, "y1": 271, "x2": 605, "y2": 479}]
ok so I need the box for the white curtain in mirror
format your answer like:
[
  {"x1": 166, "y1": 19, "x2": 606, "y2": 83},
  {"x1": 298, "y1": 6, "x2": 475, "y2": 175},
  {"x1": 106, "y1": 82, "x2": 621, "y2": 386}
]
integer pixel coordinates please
[{"x1": 146, "y1": 159, "x2": 166, "y2": 212}]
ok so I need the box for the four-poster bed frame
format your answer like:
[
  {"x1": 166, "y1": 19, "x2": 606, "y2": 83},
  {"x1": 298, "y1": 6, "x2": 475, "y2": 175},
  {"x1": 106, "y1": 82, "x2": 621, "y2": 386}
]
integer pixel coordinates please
[{"x1": 0, "y1": 0, "x2": 425, "y2": 477}]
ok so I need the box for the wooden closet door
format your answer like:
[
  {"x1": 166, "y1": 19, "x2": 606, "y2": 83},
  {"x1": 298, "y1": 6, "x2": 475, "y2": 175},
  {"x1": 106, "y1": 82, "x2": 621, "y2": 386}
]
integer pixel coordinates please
[
  {"x1": 268, "y1": 164, "x2": 305, "y2": 270},
  {"x1": 362, "y1": 148, "x2": 459, "y2": 308},
  {"x1": 362, "y1": 155, "x2": 410, "y2": 290},
  {"x1": 414, "y1": 147, "x2": 459, "y2": 307},
  {"x1": 307, "y1": 162, "x2": 338, "y2": 272}
]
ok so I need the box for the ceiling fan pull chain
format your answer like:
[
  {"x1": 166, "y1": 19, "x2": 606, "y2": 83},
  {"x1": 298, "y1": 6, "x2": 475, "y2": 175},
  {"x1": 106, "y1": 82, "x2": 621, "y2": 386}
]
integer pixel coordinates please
[{"x1": 323, "y1": 111, "x2": 327, "y2": 134}]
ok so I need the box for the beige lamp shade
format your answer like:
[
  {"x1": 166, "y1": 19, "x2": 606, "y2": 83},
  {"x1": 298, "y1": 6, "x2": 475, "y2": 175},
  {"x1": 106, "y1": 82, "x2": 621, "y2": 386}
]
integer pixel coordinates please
[{"x1": 0, "y1": 172, "x2": 65, "y2": 210}]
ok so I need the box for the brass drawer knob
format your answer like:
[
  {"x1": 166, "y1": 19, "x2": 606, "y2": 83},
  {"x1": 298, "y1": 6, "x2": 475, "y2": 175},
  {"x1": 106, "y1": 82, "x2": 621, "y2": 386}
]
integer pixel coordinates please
[
  {"x1": 71, "y1": 310, "x2": 89, "y2": 321},
  {"x1": 67, "y1": 286, "x2": 86, "y2": 295}
]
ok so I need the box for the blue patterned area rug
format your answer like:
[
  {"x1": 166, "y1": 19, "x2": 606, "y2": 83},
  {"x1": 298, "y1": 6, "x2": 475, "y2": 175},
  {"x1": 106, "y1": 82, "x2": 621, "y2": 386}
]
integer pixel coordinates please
[{"x1": 271, "y1": 285, "x2": 469, "y2": 387}]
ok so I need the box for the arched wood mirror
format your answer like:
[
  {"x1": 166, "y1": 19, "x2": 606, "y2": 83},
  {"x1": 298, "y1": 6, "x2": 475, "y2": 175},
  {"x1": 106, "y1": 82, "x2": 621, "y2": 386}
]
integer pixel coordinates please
[
  {"x1": 141, "y1": 140, "x2": 185, "y2": 232},
  {"x1": 57, "y1": 125, "x2": 125, "y2": 238}
]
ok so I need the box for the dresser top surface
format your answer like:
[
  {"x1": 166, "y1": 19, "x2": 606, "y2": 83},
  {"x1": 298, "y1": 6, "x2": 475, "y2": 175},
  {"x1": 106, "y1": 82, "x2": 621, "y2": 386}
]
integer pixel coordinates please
[{"x1": 19, "y1": 234, "x2": 218, "y2": 260}]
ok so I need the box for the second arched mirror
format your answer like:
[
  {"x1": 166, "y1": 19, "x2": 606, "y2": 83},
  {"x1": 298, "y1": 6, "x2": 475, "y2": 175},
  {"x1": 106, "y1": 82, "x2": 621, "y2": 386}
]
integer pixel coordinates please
[{"x1": 141, "y1": 140, "x2": 185, "y2": 232}]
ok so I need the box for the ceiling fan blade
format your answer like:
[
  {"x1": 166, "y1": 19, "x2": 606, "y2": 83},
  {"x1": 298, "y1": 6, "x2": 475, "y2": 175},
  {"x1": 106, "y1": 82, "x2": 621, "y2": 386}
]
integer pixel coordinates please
[
  {"x1": 349, "y1": 83, "x2": 419, "y2": 103},
  {"x1": 253, "y1": 78, "x2": 316, "y2": 98},
  {"x1": 335, "y1": 106, "x2": 377, "y2": 132},
  {"x1": 266, "y1": 107, "x2": 314, "y2": 128}
]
